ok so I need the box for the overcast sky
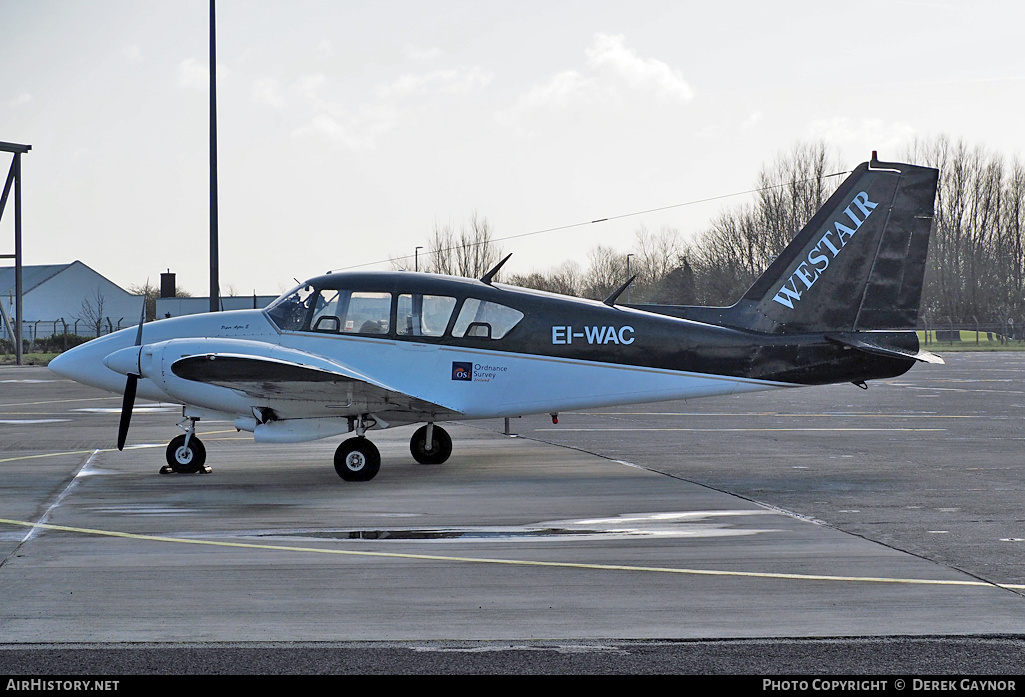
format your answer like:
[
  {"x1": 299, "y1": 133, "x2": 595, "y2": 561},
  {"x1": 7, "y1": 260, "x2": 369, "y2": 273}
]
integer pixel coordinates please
[{"x1": 2, "y1": 0, "x2": 1023, "y2": 297}]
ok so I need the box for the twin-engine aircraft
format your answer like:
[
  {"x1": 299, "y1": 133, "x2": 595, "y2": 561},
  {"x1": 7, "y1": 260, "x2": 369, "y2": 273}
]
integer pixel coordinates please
[{"x1": 50, "y1": 156, "x2": 942, "y2": 482}]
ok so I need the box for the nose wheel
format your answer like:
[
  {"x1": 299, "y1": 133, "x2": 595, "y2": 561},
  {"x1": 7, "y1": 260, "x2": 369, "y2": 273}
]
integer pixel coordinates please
[
  {"x1": 334, "y1": 437, "x2": 381, "y2": 481},
  {"x1": 160, "y1": 417, "x2": 210, "y2": 474}
]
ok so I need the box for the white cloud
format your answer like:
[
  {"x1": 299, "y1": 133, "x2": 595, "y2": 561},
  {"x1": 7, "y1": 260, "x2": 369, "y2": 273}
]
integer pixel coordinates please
[
  {"x1": 376, "y1": 67, "x2": 493, "y2": 98},
  {"x1": 296, "y1": 73, "x2": 329, "y2": 101},
  {"x1": 256, "y1": 57, "x2": 489, "y2": 150},
  {"x1": 806, "y1": 117, "x2": 917, "y2": 159},
  {"x1": 521, "y1": 70, "x2": 600, "y2": 109},
  {"x1": 8, "y1": 93, "x2": 32, "y2": 107},
  {"x1": 500, "y1": 33, "x2": 694, "y2": 128},
  {"x1": 252, "y1": 78, "x2": 285, "y2": 108},
  {"x1": 177, "y1": 58, "x2": 231, "y2": 90},
  {"x1": 292, "y1": 105, "x2": 397, "y2": 151},
  {"x1": 741, "y1": 111, "x2": 763, "y2": 130},
  {"x1": 585, "y1": 33, "x2": 694, "y2": 103},
  {"x1": 122, "y1": 45, "x2": 142, "y2": 62},
  {"x1": 177, "y1": 58, "x2": 208, "y2": 90},
  {"x1": 404, "y1": 45, "x2": 443, "y2": 62}
]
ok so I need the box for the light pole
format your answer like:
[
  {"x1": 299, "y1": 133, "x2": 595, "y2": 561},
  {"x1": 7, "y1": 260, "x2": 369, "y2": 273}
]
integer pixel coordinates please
[
  {"x1": 209, "y1": 0, "x2": 220, "y2": 313},
  {"x1": 415, "y1": 246, "x2": 423, "y2": 272}
]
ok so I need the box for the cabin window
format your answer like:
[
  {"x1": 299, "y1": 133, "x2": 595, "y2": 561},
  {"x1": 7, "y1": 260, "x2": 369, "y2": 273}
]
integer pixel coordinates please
[
  {"x1": 310, "y1": 289, "x2": 345, "y2": 332},
  {"x1": 342, "y1": 292, "x2": 391, "y2": 334},
  {"x1": 451, "y1": 299, "x2": 524, "y2": 339},
  {"x1": 397, "y1": 294, "x2": 456, "y2": 337},
  {"x1": 265, "y1": 284, "x2": 316, "y2": 331}
]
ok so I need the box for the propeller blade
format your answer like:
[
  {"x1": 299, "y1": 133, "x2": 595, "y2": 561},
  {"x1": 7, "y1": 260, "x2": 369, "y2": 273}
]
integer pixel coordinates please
[
  {"x1": 134, "y1": 283, "x2": 148, "y2": 346},
  {"x1": 117, "y1": 285, "x2": 147, "y2": 450},
  {"x1": 117, "y1": 374, "x2": 137, "y2": 451}
]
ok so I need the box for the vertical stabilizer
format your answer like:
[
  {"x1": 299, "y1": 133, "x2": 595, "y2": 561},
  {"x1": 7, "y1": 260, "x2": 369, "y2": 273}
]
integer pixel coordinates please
[{"x1": 735, "y1": 157, "x2": 938, "y2": 333}]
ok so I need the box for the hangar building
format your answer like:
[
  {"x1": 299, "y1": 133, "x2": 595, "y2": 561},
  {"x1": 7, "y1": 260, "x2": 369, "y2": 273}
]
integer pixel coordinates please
[{"x1": 0, "y1": 261, "x2": 142, "y2": 338}]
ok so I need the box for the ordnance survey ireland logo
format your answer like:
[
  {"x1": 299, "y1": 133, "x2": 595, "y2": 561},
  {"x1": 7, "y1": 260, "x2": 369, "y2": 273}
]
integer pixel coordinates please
[{"x1": 451, "y1": 362, "x2": 472, "y2": 381}]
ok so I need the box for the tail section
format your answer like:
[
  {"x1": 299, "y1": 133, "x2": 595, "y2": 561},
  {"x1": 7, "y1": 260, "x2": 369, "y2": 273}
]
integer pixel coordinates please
[
  {"x1": 739, "y1": 156, "x2": 938, "y2": 334},
  {"x1": 632, "y1": 157, "x2": 939, "y2": 337}
]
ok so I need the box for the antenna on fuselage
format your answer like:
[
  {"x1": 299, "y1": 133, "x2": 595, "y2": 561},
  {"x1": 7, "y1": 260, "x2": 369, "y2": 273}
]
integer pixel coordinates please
[
  {"x1": 603, "y1": 275, "x2": 637, "y2": 307},
  {"x1": 480, "y1": 253, "x2": 513, "y2": 285}
]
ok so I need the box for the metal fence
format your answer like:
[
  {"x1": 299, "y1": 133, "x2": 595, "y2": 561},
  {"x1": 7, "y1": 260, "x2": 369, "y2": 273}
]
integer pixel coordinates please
[
  {"x1": 0, "y1": 318, "x2": 138, "y2": 353},
  {"x1": 919, "y1": 320, "x2": 1021, "y2": 345}
]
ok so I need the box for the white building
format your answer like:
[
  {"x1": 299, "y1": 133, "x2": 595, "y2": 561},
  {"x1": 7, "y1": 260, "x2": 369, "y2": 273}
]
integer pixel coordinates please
[
  {"x1": 155, "y1": 295, "x2": 277, "y2": 319},
  {"x1": 0, "y1": 261, "x2": 142, "y2": 338}
]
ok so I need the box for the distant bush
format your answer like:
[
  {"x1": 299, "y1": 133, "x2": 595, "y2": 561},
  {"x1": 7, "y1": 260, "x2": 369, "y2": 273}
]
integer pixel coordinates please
[{"x1": 0, "y1": 334, "x2": 93, "y2": 354}]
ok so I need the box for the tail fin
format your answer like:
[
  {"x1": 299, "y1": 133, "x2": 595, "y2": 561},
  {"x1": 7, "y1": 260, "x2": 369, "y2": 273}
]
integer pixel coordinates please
[{"x1": 738, "y1": 156, "x2": 938, "y2": 334}]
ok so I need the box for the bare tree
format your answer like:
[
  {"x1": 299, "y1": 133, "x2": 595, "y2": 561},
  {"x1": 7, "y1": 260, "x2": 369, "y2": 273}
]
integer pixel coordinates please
[
  {"x1": 690, "y1": 141, "x2": 843, "y2": 305},
  {"x1": 129, "y1": 282, "x2": 192, "y2": 322},
  {"x1": 76, "y1": 287, "x2": 106, "y2": 337},
  {"x1": 582, "y1": 245, "x2": 628, "y2": 300},
  {"x1": 905, "y1": 135, "x2": 1025, "y2": 326},
  {"x1": 409, "y1": 212, "x2": 504, "y2": 279},
  {"x1": 507, "y1": 261, "x2": 583, "y2": 296}
]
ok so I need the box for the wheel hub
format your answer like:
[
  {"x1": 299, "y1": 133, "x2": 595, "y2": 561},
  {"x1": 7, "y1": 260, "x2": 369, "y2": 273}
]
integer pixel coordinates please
[{"x1": 346, "y1": 452, "x2": 366, "y2": 471}]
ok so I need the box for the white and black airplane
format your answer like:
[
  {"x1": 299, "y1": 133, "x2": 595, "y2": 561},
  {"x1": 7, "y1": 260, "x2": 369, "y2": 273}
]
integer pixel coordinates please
[{"x1": 49, "y1": 156, "x2": 941, "y2": 482}]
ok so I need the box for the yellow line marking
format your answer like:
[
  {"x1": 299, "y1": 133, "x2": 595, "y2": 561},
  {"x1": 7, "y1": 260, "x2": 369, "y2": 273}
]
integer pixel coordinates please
[
  {"x1": 0, "y1": 449, "x2": 117, "y2": 464},
  {"x1": 583, "y1": 412, "x2": 983, "y2": 419},
  {"x1": 0, "y1": 396, "x2": 120, "y2": 408},
  {"x1": 537, "y1": 428, "x2": 946, "y2": 432},
  {"x1": 0, "y1": 431, "x2": 246, "y2": 463},
  {"x1": 1, "y1": 517, "x2": 1020, "y2": 590}
]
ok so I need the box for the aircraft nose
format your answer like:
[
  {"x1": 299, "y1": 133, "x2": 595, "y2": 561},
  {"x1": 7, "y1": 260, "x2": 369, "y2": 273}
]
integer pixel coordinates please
[
  {"x1": 103, "y1": 346, "x2": 142, "y2": 376},
  {"x1": 48, "y1": 342, "x2": 101, "y2": 383},
  {"x1": 48, "y1": 332, "x2": 135, "y2": 393}
]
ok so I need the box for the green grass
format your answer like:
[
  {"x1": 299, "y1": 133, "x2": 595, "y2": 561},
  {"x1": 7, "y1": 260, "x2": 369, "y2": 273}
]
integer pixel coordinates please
[
  {"x1": 0, "y1": 352, "x2": 60, "y2": 366},
  {"x1": 917, "y1": 330, "x2": 1025, "y2": 351}
]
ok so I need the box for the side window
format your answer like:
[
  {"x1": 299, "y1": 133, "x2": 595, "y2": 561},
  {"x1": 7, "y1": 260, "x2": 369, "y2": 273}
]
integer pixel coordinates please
[
  {"x1": 451, "y1": 299, "x2": 524, "y2": 339},
  {"x1": 310, "y1": 289, "x2": 343, "y2": 333},
  {"x1": 342, "y1": 292, "x2": 391, "y2": 335},
  {"x1": 397, "y1": 294, "x2": 456, "y2": 337}
]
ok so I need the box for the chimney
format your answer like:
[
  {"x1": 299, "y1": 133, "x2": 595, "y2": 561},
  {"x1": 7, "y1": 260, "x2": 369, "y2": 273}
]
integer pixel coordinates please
[{"x1": 160, "y1": 270, "x2": 176, "y2": 299}]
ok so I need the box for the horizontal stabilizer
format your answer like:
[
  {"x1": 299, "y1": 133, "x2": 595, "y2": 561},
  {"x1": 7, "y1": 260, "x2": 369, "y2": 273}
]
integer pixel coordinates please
[{"x1": 825, "y1": 332, "x2": 944, "y2": 365}]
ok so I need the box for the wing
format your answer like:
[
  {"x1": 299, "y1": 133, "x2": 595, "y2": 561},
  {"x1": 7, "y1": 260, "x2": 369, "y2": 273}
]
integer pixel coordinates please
[{"x1": 170, "y1": 352, "x2": 461, "y2": 421}]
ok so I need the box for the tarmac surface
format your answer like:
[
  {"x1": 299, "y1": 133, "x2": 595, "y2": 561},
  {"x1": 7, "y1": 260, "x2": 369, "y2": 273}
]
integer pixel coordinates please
[{"x1": 1, "y1": 353, "x2": 1023, "y2": 674}]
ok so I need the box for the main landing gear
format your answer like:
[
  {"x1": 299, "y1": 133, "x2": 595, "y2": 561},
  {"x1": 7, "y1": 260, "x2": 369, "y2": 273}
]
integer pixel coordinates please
[
  {"x1": 160, "y1": 417, "x2": 210, "y2": 475},
  {"x1": 332, "y1": 420, "x2": 453, "y2": 482},
  {"x1": 409, "y1": 423, "x2": 452, "y2": 465}
]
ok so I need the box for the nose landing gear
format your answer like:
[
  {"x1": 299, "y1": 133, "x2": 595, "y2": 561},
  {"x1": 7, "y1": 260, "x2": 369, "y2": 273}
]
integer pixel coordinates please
[{"x1": 160, "y1": 417, "x2": 210, "y2": 474}]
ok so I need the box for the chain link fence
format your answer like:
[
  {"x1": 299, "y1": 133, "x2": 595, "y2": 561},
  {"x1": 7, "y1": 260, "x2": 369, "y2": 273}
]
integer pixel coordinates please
[{"x1": 0, "y1": 318, "x2": 137, "y2": 355}]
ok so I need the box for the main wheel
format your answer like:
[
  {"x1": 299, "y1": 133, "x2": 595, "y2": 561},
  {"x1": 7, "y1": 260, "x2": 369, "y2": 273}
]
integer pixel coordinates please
[
  {"x1": 334, "y1": 437, "x2": 381, "y2": 481},
  {"x1": 410, "y1": 424, "x2": 452, "y2": 465},
  {"x1": 165, "y1": 434, "x2": 207, "y2": 473}
]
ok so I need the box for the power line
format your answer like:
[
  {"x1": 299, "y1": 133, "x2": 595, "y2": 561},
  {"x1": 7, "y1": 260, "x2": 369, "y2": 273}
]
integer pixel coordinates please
[{"x1": 331, "y1": 169, "x2": 851, "y2": 272}]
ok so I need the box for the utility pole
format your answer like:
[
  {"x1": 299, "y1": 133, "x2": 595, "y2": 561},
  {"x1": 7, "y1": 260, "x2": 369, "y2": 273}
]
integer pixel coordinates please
[{"x1": 415, "y1": 246, "x2": 423, "y2": 272}]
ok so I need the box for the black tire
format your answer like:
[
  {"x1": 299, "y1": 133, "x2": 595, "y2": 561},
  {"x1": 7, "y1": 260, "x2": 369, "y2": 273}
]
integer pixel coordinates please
[
  {"x1": 334, "y1": 437, "x2": 381, "y2": 481},
  {"x1": 165, "y1": 434, "x2": 207, "y2": 474},
  {"x1": 410, "y1": 424, "x2": 452, "y2": 465}
]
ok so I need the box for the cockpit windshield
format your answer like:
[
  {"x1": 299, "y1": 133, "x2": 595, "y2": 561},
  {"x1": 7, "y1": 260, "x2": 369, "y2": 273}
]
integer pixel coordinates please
[{"x1": 265, "y1": 284, "x2": 317, "y2": 331}]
